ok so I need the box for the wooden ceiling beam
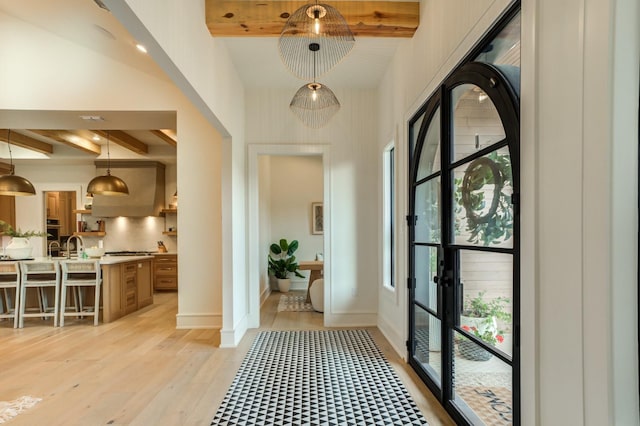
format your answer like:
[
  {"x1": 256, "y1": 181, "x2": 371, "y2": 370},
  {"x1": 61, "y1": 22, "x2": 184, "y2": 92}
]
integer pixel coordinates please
[
  {"x1": 94, "y1": 130, "x2": 148, "y2": 155},
  {"x1": 150, "y1": 130, "x2": 177, "y2": 147},
  {"x1": 28, "y1": 130, "x2": 101, "y2": 155},
  {"x1": 206, "y1": 0, "x2": 420, "y2": 38},
  {"x1": 0, "y1": 129, "x2": 54, "y2": 154}
]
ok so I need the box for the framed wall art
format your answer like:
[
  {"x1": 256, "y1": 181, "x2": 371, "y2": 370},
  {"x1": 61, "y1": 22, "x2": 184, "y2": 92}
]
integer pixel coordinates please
[{"x1": 311, "y1": 202, "x2": 323, "y2": 235}]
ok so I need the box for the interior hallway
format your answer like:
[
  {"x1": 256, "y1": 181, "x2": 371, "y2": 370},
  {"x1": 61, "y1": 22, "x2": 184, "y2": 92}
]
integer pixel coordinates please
[{"x1": 0, "y1": 291, "x2": 453, "y2": 425}]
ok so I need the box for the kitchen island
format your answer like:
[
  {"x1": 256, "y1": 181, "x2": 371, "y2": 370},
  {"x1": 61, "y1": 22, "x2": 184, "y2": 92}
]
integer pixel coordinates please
[
  {"x1": 35, "y1": 255, "x2": 154, "y2": 323},
  {"x1": 98, "y1": 255, "x2": 154, "y2": 323},
  {"x1": 18, "y1": 255, "x2": 155, "y2": 324}
]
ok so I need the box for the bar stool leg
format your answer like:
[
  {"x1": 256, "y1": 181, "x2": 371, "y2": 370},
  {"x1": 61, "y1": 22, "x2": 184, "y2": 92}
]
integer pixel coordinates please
[
  {"x1": 93, "y1": 283, "x2": 101, "y2": 326},
  {"x1": 59, "y1": 282, "x2": 67, "y2": 327}
]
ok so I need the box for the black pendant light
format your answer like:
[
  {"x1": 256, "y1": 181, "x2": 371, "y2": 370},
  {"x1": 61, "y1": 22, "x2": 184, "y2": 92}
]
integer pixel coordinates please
[
  {"x1": 290, "y1": 43, "x2": 340, "y2": 128},
  {"x1": 0, "y1": 130, "x2": 36, "y2": 196},
  {"x1": 87, "y1": 131, "x2": 129, "y2": 196},
  {"x1": 279, "y1": 1, "x2": 355, "y2": 79}
]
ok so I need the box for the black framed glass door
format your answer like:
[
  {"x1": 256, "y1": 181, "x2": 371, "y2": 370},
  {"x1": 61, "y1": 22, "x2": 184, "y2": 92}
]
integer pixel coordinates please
[{"x1": 407, "y1": 8, "x2": 521, "y2": 425}]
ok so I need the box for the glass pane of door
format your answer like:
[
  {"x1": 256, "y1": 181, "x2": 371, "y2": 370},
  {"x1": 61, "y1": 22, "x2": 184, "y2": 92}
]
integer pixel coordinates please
[
  {"x1": 459, "y1": 250, "x2": 513, "y2": 356},
  {"x1": 415, "y1": 245, "x2": 439, "y2": 312},
  {"x1": 414, "y1": 305, "x2": 442, "y2": 385},
  {"x1": 451, "y1": 84, "x2": 506, "y2": 163},
  {"x1": 417, "y1": 107, "x2": 441, "y2": 180},
  {"x1": 453, "y1": 147, "x2": 513, "y2": 248},
  {"x1": 415, "y1": 178, "x2": 441, "y2": 244},
  {"x1": 453, "y1": 329, "x2": 514, "y2": 425}
]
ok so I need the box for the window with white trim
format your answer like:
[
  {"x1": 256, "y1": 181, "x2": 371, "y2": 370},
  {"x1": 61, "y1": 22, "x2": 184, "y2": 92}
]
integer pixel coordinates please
[{"x1": 383, "y1": 143, "x2": 395, "y2": 288}]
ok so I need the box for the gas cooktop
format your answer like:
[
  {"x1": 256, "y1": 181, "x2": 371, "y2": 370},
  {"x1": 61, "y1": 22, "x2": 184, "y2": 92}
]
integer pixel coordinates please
[{"x1": 105, "y1": 251, "x2": 156, "y2": 256}]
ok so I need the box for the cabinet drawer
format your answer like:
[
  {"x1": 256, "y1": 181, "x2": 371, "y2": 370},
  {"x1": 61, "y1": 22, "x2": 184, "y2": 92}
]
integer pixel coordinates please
[
  {"x1": 155, "y1": 277, "x2": 177, "y2": 290},
  {"x1": 154, "y1": 264, "x2": 177, "y2": 276},
  {"x1": 124, "y1": 289, "x2": 137, "y2": 314},
  {"x1": 123, "y1": 263, "x2": 137, "y2": 274}
]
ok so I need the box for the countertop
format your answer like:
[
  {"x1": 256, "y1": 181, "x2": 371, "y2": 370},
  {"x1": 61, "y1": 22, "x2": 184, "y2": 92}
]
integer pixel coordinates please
[{"x1": 27, "y1": 256, "x2": 155, "y2": 265}]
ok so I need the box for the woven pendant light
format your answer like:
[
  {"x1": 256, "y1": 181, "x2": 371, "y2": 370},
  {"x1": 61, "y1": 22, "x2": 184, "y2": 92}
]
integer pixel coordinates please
[
  {"x1": 279, "y1": 2, "x2": 355, "y2": 79},
  {"x1": 0, "y1": 130, "x2": 36, "y2": 196},
  {"x1": 290, "y1": 82, "x2": 340, "y2": 128},
  {"x1": 290, "y1": 44, "x2": 340, "y2": 128},
  {"x1": 87, "y1": 132, "x2": 129, "y2": 196}
]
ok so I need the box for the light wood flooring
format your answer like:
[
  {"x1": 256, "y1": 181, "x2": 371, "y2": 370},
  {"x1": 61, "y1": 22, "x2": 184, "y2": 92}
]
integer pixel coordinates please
[{"x1": 0, "y1": 290, "x2": 454, "y2": 425}]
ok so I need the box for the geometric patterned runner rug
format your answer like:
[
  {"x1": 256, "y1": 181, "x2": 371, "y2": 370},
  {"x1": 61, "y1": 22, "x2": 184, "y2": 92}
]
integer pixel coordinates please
[
  {"x1": 277, "y1": 294, "x2": 314, "y2": 312},
  {"x1": 211, "y1": 330, "x2": 429, "y2": 425}
]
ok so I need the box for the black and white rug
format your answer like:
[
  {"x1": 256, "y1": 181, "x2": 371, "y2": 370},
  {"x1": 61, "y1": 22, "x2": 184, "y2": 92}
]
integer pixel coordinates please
[
  {"x1": 277, "y1": 294, "x2": 314, "y2": 312},
  {"x1": 211, "y1": 330, "x2": 428, "y2": 425}
]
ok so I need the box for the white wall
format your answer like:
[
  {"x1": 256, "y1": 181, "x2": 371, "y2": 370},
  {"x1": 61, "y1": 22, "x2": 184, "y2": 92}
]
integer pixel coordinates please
[{"x1": 266, "y1": 155, "x2": 323, "y2": 289}]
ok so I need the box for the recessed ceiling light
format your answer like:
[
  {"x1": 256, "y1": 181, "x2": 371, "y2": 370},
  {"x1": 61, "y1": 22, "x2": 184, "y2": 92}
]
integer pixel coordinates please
[
  {"x1": 136, "y1": 44, "x2": 148, "y2": 54},
  {"x1": 80, "y1": 115, "x2": 105, "y2": 121}
]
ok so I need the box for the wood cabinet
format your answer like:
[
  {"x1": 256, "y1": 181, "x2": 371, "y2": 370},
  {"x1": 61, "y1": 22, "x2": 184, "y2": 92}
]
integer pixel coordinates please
[
  {"x1": 102, "y1": 263, "x2": 124, "y2": 322},
  {"x1": 57, "y1": 192, "x2": 76, "y2": 236},
  {"x1": 0, "y1": 162, "x2": 15, "y2": 230},
  {"x1": 101, "y1": 257, "x2": 154, "y2": 323},
  {"x1": 122, "y1": 262, "x2": 138, "y2": 314},
  {"x1": 137, "y1": 260, "x2": 153, "y2": 307},
  {"x1": 0, "y1": 195, "x2": 15, "y2": 230},
  {"x1": 47, "y1": 192, "x2": 60, "y2": 219},
  {"x1": 154, "y1": 254, "x2": 178, "y2": 291}
]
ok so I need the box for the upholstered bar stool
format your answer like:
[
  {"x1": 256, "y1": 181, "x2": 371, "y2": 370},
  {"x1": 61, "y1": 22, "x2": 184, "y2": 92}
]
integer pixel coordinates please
[
  {"x1": 18, "y1": 260, "x2": 60, "y2": 327},
  {"x1": 60, "y1": 260, "x2": 101, "y2": 326},
  {"x1": 0, "y1": 262, "x2": 21, "y2": 328}
]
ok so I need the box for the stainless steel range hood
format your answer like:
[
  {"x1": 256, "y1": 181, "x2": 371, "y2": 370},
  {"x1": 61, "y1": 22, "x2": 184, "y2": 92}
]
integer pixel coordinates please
[{"x1": 91, "y1": 160, "x2": 165, "y2": 217}]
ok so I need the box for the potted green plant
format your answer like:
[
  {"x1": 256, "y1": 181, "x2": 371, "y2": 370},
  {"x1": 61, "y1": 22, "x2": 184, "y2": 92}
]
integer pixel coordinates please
[
  {"x1": 458, "y1": 291, "x2": 512, "y2": 361},
  {"x1": 268, "y1": 238, "x2": 304, "y2": 293},
  {"x1": 0, "y1": 220, "x2": 49, "y2": 259}
]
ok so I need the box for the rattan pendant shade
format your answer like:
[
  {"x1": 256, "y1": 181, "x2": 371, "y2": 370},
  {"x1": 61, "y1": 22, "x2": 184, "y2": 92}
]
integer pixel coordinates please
[
  {"x1": 279, "y1": 3, "x2": 355, "y2": 79},
  {"x1": 290, "y1": 82, "x2": 340, "y2": 128}
]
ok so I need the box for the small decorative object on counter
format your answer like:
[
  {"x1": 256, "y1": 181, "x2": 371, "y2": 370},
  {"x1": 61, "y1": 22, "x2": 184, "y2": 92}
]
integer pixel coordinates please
[
  {"x1": 157, "y1": 241, "x2": 168, "y2": 253},
  {"x1": 0, "y1": 220, "x2": 49, "y2": 259}
]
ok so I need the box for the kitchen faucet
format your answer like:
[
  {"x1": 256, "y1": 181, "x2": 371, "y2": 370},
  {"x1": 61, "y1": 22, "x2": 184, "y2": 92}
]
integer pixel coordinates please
[
  {"x1": 66, "y1": 235, "x2": 84, "y2": 259},
  {"x1": 48, "y1": 240, "x2": 61, "y2": 259}
]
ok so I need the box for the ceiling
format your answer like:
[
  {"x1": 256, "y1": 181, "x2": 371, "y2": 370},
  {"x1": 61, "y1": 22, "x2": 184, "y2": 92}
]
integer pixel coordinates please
[{"x1": 0, "y1": 0, "x2": 412, "y2": 165}]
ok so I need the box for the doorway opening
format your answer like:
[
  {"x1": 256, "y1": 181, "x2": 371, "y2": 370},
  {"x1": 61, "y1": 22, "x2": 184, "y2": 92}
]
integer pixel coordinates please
[
  {"x1": 247, "y1": 144, "x2": 331, "y2": 329},
  {"x1": 44, "y1": 190, "x2": 77, "y2": 257}
]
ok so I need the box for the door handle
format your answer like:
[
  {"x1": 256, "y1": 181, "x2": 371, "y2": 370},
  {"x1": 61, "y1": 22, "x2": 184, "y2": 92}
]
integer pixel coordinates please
[{"x1": 433, "y1": 274, "x2": 452, "y2": 287}]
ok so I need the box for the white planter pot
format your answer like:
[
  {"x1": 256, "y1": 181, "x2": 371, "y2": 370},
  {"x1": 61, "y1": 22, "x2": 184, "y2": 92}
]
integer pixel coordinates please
[
  {"x1": 460, "y1": 315, "x2": 497, "y2": 336},
  {"x1": 5, "y1": 237, "x2": 33, "y2": 259},
  {"x1": 277, "y1": 278, "x2": 291, "y2": 293}
]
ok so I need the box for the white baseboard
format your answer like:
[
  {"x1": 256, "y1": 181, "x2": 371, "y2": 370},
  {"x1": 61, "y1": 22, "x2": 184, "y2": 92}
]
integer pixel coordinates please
[
  {"x1": 324, "y1": 312, "x2": 377, "y2": 327},
  {"x1": 220, "y1": 315, "x2": 249, "y2": 348},
  {"x1": 378, "y1": 316, "x2": 407, "y2": 361},
  {"x1": 176, "y1": 312, "x2": 222, "y2": 329}
]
